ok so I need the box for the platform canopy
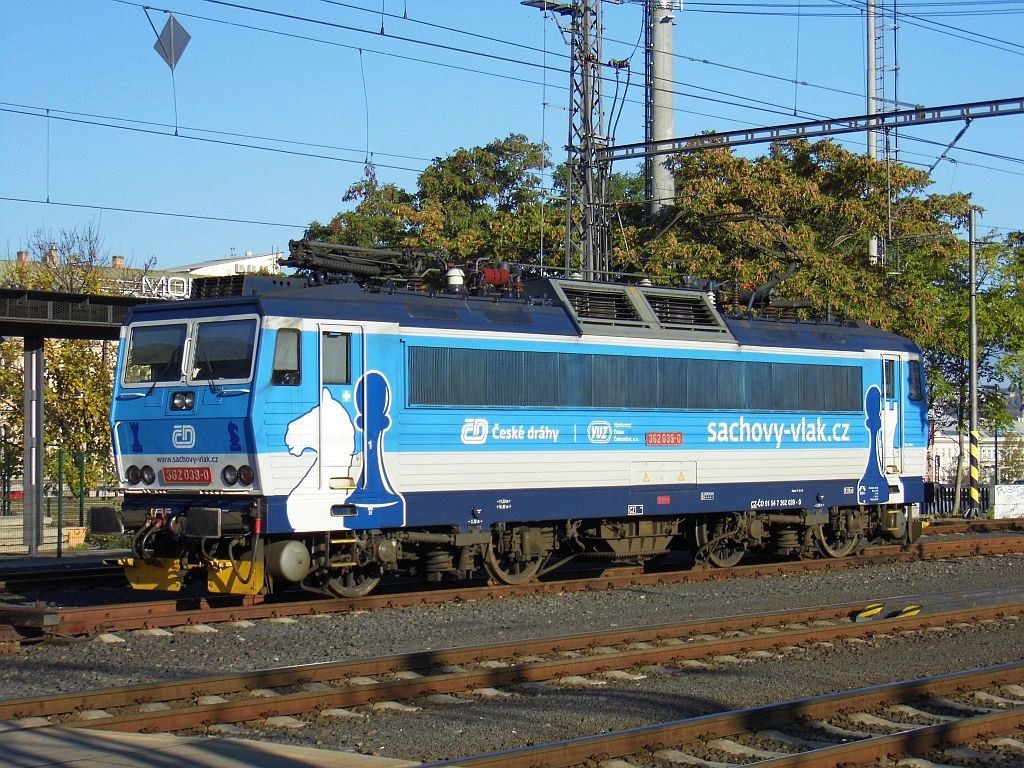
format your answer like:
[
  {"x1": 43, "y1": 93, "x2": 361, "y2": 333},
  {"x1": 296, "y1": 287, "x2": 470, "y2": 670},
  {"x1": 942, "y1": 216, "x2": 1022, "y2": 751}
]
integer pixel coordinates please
[{"x1": 0, "y1": 288, "x2": 156, "y2": 340}]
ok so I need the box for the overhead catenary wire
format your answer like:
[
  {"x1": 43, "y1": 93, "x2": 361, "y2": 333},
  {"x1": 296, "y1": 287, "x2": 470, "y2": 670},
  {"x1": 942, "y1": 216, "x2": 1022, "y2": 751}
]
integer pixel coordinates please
[
  {"x1": 123, "y1": 0, "x2": 915, "y2": 125},
  {"x1": 6, "y1": 0, "x2": 1018, "y2": 237},
  {"x1": 326, "y1": 0, "x2": 922, "y2": 111},
  {"x1": 6, "y1": 97, "x2": 1023, "y2": 196},
  {"x1": 122, "y1": 0, "x2": 1022, "y2": 164},
  {"x1": 108, "y1": 0, "x2": 816, "y2": 128},
  {"x1": 0, "y1": 195, "x2": 306, "y2": 229},
  {"x1": 826, "y1": 0, "x2": 1024, "y2": 55},
  {"x1": 0, "y1": 106, "x2": 425, "y2": 174}
]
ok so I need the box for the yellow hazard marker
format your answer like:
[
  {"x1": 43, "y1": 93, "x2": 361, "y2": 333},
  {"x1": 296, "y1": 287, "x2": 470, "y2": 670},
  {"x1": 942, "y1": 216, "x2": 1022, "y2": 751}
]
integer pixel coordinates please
[
  {"x1": 854, "y1": 602, "x2": 884, "y2": 622},
  {"x1": 892, "y1": 604, "x2": 922, "y2": 619}
]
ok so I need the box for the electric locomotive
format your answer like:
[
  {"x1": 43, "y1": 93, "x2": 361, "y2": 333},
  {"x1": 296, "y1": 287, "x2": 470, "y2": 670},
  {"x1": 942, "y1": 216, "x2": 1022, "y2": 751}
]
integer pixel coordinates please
[{"x1": 98, "y1": 253, "x2": 926, "y2": 597}]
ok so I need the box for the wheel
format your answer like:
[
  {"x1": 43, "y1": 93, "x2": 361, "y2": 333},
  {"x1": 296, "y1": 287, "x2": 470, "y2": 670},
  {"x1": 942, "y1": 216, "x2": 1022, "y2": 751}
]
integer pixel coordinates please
[
  {"x1": 814, "y1": 523, "x2": 858, "y2": 558},
  {"x1": 483, "y1": 545, "x2": 544, "y2": 585},
  {"x1": 325, "y1": 565, "x2": 381, "y2": 598},
  {"x1": 693, "y1": 517, "x2": 746, "y2": 568}
]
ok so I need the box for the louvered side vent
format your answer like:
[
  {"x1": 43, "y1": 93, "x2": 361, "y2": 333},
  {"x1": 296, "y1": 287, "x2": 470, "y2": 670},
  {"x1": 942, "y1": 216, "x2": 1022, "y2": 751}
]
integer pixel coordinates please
[
  {"x1": 561, "y1": 286, "x2": 643, "y2": 326},
  {"x1": 191, "y1": 276, "x2": 245, "y2": 298},
  {"x1": 644, "y1": 291, "x2": 729, "y2": 333}
]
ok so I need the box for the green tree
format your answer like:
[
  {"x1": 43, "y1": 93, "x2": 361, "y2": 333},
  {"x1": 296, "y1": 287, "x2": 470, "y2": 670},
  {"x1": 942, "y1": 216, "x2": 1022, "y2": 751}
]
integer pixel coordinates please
[
  {"x1": 1, "y1": 224, "x2": 124, "y2": 493},
  {"x1": 618, "y1": 140, "x2": 971, "y2": 342},
  {"x1": 306, "y1": 163, "x2": 417, "y2": 249},
  {"x1": 310, "y1": 134, "x2": 557, "y2": 269},
  {"x1": 44, "y1": 339, "x2": 117, "y2": 491}
]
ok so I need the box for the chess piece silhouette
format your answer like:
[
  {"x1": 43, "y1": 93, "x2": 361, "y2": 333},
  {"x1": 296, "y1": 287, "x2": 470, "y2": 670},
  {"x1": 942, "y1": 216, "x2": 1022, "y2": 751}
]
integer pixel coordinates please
[
  {"x1": 130, "y1": 422, "x2": 143, "y2": 453},
  {"x1": 858, "y1": 385, "x2": 889, "y2": 505},
  {"x1": 283, "y1": 388, "x2": 356, "y2": 531},
  {"x1": 346, "y1": 371, "x2": 406, "y2": 526}
]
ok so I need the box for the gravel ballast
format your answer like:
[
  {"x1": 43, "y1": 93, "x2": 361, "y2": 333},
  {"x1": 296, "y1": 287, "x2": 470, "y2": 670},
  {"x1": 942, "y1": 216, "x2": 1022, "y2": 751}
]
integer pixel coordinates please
[{"x1": 2, "y1": 554, "x2": 1023, "y2": 762}]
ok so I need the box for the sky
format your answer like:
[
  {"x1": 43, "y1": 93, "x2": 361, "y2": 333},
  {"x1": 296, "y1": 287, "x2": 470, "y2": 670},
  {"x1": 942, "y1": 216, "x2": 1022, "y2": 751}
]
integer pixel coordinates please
[{"x1": 1, "y1": 0, "x2": 1022, "y2": 270}]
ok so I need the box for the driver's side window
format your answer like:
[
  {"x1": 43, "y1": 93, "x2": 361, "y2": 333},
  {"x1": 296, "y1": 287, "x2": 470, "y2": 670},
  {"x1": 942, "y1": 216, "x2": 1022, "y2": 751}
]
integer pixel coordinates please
[{"x1": 272, "y1": 328, "x2": 301, "y2": 386}]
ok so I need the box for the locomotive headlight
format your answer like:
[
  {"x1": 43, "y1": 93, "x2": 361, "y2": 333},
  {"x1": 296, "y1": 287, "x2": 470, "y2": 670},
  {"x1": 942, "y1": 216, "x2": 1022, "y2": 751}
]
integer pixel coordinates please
[
  {"x1": 170, "y1": 391, "x2": 195, "y2": 411},
  {"x1": 221, "y1": 465, "x2": 238, "y2": 485},
  {"x1": 237, "y1": 465, "x2": 254, "y2": 486},
  {"x1": 126, "y1": 465, "x2": 141, "y2": 485},
  {"x1": 140, "y1": 465, "x2": 156, "y2": 485}
]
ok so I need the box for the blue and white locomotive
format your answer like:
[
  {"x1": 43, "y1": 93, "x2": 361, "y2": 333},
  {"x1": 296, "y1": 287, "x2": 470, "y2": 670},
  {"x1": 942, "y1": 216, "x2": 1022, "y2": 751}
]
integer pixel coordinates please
[{"x1": 104, "y1": 251, "x2": 926, "y2": 596}]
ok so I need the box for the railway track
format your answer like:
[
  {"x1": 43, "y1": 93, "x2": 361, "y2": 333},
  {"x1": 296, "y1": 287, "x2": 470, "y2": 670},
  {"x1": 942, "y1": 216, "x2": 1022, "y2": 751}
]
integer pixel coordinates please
[
  {"x1": 0, "y1": 517, "x2": 1015, "y2": 594},
  {"x1": 423, "y1": 662, "x2": 1024, "y2": 768},
  {"x1": 923, "y1": 517, "x2": 1024, "y2": 536},
  {"x1": 0, "y1": 588, "x2": 1020, "y2": 737},
  {"x1": 0, "y1": 563, "x2": 125, "y2": 591},
  {"x1": 1, "y1": 534, "x2": 1022, "y2": 650}
]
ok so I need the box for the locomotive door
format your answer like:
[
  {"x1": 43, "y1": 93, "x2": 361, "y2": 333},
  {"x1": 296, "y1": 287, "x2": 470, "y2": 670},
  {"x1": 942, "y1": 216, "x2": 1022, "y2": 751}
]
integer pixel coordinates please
[
  {"x1": 318, "y1": 325, "x2": 363, "y2": 500},
  {"x1": 319, "y1": 324, "x2": 405, "y2": 529},
  {"x1": 880, "y1": 355, "x2": 903, "y2": 474}
]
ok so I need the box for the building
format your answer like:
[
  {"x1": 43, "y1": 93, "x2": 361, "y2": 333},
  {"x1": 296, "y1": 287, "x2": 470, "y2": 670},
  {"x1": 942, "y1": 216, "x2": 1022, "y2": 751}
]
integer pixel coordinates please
[
  {"x1": 3, "y1": 250, "x2": 285, "y2": 301},
  {"x1": 931, "y1": 395, "x2": 1024, "y2": 484},
  {"x1": 164, "y1": 251, "x2": 284, "y2": 279}
]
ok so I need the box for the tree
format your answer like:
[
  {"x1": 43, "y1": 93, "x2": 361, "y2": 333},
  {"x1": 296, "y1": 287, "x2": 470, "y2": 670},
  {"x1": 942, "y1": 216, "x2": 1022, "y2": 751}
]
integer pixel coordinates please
[
  {"x1": 310, "y1": 135, "x2": 557, "y2": 270},
  {"x1": 1, "y1": 223, "x2": 129, "y2": 494},
  {"x1": 616, "y1": 140, "x2": 972, "y2": 342},
  {"x1": 5, "y1": 224, "x2": 111, "y2": 293},
  {"x1": 306, "y1": 164, "x2": 418, "y2": 249}
]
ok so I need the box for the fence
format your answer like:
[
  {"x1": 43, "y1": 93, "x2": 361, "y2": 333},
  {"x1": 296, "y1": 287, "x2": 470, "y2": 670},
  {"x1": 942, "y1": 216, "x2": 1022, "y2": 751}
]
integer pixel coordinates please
[
  {"x1": 0, "y1": 448, "x2": 123, "y2": 557},
  {"x1": 922, "y1": 483, "x2": 992, "y2": 517}
]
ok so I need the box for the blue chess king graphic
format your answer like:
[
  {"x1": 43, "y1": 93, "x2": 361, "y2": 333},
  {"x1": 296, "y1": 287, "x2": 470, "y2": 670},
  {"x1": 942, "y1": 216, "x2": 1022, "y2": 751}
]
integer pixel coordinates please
[
  {"x1": 345, "y1": 371, "x2": 406, "y2": 526},
  {"x1": 858, "y1": 386, "x2": 889, "y2": 505},
  {"x1": 129, "y1": 422, "x2": 143, "y2": 453}
]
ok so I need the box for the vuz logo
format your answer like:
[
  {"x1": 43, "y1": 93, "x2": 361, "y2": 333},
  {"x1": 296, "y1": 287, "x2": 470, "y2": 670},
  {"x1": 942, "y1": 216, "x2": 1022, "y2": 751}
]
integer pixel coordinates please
[
  {"x1": 171, "y1": 424, "x2": 196, "y2": 449},
  {"x1": 587, "y1": 420, "x2": 612, "y2": 444},
  {"x1": 460, "y1": 418, "x2": 489, "y2": 445}
]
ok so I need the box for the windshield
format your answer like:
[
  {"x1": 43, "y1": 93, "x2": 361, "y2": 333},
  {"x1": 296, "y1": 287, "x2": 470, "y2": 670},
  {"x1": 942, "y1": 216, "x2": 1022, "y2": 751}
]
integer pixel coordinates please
[
  {"x1": 190, "y1": 318, "x2": 258, "y2": 382},
  {"x1": 122, "y1": 316, "x2": 258, "y2": 386},
  {"x1": 123, "y1": 323, "x2": 188, "y2": 384}
]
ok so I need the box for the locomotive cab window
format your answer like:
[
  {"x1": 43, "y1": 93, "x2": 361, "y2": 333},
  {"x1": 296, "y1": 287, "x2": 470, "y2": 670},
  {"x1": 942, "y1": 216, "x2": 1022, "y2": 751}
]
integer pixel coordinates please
[
  {"x1": 882, "y1": 358, "x2": 896, "y2": 399},
  {"x1": 908, "y1": 359, "x2": 923, "y2": 401},
  {"x1": 123, "y1": 323, "x2": 188, "y2": 384},
  {"x1": 322, "y1": 332, "x2": 350, "y2": 384},
  {"x1": 272, "y1": 328, "x2": 301, "y2": 386},
  {"x1": 190, "y1": 318, "x2": 258, "y2": 383}
]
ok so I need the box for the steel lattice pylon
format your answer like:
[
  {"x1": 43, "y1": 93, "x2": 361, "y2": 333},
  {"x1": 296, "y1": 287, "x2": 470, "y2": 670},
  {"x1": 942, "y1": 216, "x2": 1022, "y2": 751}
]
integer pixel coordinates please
[{"x1": 564, "y1": 0, "x2": 610, "y2": 280}]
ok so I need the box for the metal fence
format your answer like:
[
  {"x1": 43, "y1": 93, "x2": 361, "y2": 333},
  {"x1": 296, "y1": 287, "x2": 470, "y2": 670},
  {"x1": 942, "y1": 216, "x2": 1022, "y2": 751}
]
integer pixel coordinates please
[
  {"x1": 0, "y1": 450, "x2": 123, "y2": 557},
  {"x1": 921, "y1": 483, "x2": 992, "y2": 517}
]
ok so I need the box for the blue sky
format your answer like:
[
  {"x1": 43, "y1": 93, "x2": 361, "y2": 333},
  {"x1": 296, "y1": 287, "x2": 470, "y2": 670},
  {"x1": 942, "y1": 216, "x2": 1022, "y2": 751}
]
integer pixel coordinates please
[{"x1": 1, "y1": 0, "x2": 1022, "y2": 270}]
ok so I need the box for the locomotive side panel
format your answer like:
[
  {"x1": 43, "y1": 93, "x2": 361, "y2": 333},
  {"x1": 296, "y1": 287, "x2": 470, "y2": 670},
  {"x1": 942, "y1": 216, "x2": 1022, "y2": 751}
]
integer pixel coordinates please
[{"x1": 389, "y1": 331, "x2": 924, "y2": 527}]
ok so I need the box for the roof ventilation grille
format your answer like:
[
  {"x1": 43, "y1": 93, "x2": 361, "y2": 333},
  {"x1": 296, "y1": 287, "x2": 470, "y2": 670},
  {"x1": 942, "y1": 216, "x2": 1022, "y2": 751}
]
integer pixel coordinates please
[
  {"x1": 561, "y1": 286, "x2": 642, "y2": 325},
  {"x1": 646, "y1": 293, "x2": 721, "y2": 330}
]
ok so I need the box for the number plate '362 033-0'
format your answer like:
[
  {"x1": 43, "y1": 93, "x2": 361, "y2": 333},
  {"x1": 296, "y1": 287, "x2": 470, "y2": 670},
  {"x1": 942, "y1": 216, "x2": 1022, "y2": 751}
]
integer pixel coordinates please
[{"x1": 162, "y1": 467, "x2": 213, "y2": 484}]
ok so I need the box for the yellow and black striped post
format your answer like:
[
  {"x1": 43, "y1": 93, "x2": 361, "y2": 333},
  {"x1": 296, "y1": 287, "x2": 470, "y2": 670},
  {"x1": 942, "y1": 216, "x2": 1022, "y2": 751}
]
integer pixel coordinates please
[{"x1": 969, "y1": 429, "x2": 981, "y2": 517}]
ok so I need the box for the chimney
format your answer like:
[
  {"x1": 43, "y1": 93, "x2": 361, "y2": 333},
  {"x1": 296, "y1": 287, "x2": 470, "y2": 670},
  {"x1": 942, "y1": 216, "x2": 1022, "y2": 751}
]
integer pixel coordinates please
[
  {"x1": 112, "y1": 255, "x2": 125, "y2": 269},
  {"x1": 46, "y1": 248, "x2": 59, "y2": 267},
  {"x1": 15, "y1": 251, "x2": 29, "y2": 264}
]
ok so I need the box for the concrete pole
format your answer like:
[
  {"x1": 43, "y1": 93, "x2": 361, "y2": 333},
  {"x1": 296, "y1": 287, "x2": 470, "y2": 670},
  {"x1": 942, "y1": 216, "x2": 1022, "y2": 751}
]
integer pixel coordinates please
[
  {"x1": 968, "y1": 209, "x2": 980, "y2": 517},
  {"x1": 646, "y1": 1, "x2": 675, "y2": 219},
  {"x1": 866, "y1": 0, "x2": 879, "y2": 266},
  {"x1": 23, "y1": 336, "x2": 44, "y2": 553}
]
